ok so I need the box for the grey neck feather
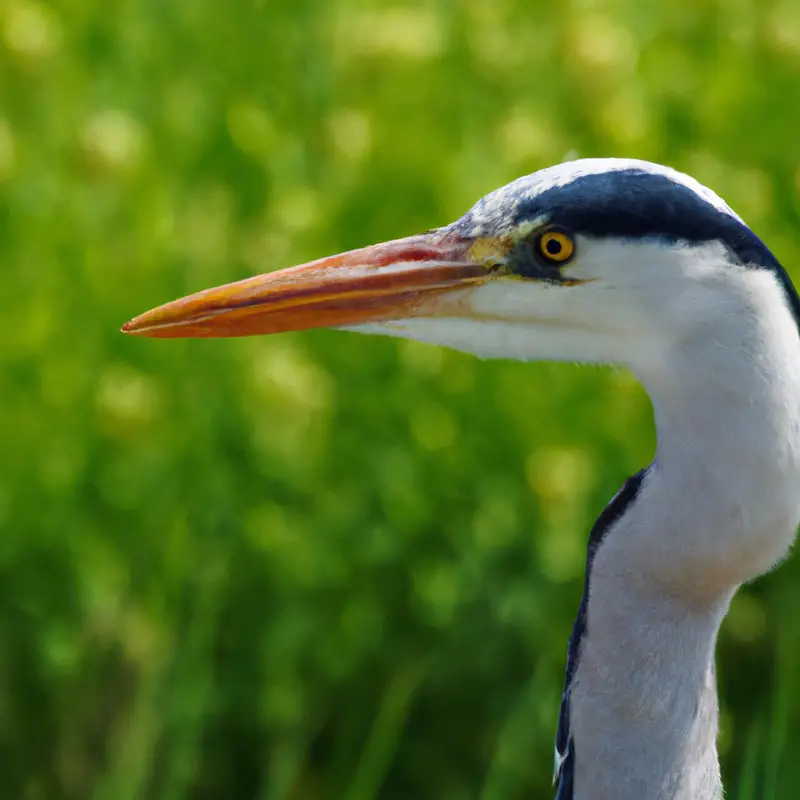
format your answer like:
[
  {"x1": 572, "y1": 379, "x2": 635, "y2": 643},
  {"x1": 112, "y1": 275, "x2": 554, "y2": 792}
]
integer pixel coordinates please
[{"x1": 559, "y1": 276, "x2": 800, "y2": 800}]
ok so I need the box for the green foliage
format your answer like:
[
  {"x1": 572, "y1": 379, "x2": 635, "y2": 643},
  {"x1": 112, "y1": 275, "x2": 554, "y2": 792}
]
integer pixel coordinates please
[{"x1": 1, "y1": 0, "x2": 800, "y2": 797}]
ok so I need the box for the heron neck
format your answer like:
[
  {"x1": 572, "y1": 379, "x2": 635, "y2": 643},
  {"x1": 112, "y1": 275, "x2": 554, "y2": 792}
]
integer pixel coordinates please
[
  {"x1": 567, "y1": 301, "x2": 800, "y2": 800},
  {"x1": 638, "y1": 305, "x2": 800, "y2": 591},
  {"x1": 570, "y1": 564, "x2": 728, "y2": 800}
]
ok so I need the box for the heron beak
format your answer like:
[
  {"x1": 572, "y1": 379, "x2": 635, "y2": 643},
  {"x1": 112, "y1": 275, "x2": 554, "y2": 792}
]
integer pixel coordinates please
[{"x1": 121, "y1": 232, "x2": 504, "y2": 338}]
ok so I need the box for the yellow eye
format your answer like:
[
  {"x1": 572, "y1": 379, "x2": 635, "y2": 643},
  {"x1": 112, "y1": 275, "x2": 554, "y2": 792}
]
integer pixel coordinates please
[{"x1": 538, "y1": 230, "x2": 575, "y2": 263}]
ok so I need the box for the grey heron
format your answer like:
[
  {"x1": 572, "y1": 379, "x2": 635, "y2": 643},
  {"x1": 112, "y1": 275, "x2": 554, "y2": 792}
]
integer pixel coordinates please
[{"x1": 123, "y1": 158, "x2": 800, "y2": 800}]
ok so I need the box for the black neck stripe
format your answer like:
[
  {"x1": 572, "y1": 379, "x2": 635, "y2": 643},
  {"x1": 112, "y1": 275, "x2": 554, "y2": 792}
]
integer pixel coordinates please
[{"x1": 554, "y1": 468, "x2": 648, "y2": 799}]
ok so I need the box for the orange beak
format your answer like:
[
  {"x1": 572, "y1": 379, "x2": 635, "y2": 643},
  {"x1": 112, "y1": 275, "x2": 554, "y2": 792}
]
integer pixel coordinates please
[{"x1": 122, "y1": 231, "x2": 502, "y2": 338}]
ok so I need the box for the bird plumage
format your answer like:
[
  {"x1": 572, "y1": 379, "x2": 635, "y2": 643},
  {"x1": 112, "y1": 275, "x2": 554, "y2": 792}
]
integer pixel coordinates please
[{"x1": 124, "y1": 158, "x2": 800, "y2": 799}]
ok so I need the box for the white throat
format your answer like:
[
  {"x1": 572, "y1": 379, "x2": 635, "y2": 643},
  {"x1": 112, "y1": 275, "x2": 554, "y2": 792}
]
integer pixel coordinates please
[{"x1": 569, "y1": 267, "x2": 800, "y2": 800}]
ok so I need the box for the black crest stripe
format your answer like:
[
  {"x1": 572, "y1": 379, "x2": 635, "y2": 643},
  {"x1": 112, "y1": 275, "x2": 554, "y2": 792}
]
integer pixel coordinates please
[{"x1": 518, "y1": 170, "x2": 800, "y2": 332}]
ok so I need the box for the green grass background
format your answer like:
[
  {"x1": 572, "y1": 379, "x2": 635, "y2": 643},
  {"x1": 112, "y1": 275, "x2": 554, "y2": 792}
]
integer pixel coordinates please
[{"x1": 2, "y1": 0, "x2": 800, "y2": 797}]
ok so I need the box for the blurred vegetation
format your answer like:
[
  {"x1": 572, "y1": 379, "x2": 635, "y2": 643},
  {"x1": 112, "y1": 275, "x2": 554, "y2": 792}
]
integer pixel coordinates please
[{"x1": 1, "y1": 0, "x2": 800, "y2": 797}]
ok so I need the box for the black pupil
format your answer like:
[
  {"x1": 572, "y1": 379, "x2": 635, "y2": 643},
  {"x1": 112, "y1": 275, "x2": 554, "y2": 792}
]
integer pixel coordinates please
[{"x1": 545, "y1": 237, "x2": 563, "y2": 256}]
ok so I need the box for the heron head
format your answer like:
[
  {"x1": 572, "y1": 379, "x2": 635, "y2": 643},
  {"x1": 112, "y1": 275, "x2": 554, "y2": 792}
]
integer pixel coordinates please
[{"x1": 122, "y1": 159, "x2": 797, "y2": 372}]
